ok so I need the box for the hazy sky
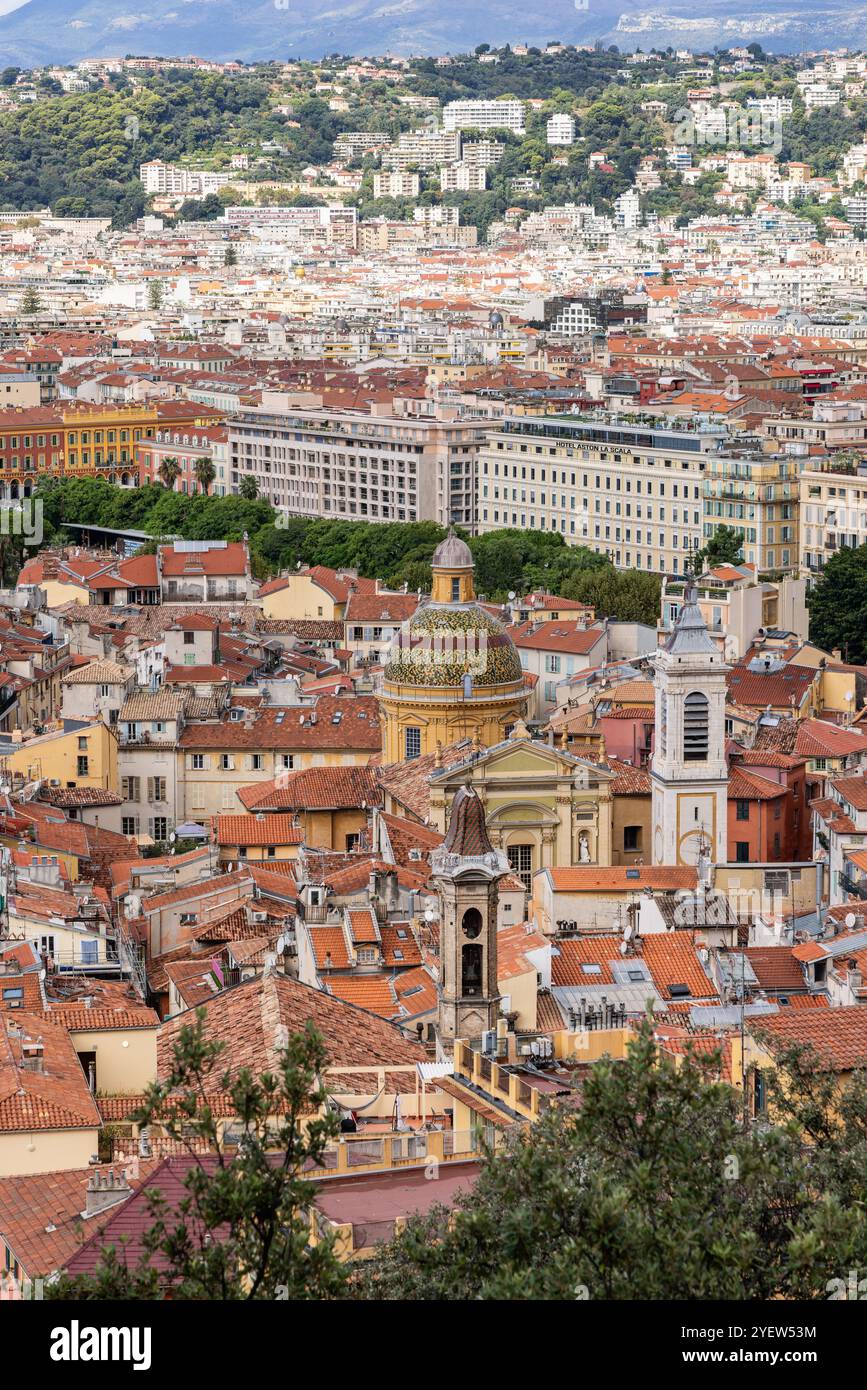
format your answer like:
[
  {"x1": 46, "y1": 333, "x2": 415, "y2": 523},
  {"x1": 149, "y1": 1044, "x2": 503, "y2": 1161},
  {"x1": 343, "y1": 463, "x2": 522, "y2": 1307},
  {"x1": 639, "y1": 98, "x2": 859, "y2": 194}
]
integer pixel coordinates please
[{"x1": 0, "y1": 0, "x2": 30, "y2": 13}]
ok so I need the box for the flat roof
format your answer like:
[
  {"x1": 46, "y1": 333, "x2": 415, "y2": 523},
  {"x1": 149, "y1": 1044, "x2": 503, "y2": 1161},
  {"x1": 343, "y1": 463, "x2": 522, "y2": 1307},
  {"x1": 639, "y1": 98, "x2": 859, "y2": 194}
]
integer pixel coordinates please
[{"x1": 315, "y1": 1159, "x2": 480, "y2": 1231}]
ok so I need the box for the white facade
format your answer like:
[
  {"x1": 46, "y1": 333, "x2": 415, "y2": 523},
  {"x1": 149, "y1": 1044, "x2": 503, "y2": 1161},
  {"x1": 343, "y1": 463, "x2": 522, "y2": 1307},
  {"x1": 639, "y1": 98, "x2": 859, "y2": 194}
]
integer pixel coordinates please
[
  {"x1": 547, "y1": 114, "x2": 576, "y2": 146},
  {"x1": 651, "y1": 581, "x2": 729, "y2": 867},
  {"x1": 442, "y1": 100, "x2": 525, "y2": 135}
]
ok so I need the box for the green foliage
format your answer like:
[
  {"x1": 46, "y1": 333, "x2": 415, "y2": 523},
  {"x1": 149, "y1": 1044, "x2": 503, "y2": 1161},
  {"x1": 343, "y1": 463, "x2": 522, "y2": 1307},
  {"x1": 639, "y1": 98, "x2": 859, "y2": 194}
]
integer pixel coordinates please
[
  {"x1": 361, "y1": 1019, "x2": 867, "y2": 1301},
  {"x1": 694, "y1": 524, "x2": 745, "y2": 574},
  {"x1": 31, "y1": 478, "x2": 661, "y2": 622},
  {"x1": 807, "y1": 542, "x2": 867, "y2": 664},
  {"x1": 49, "y1": 1012, "x2": 347, "y2": 1301}
]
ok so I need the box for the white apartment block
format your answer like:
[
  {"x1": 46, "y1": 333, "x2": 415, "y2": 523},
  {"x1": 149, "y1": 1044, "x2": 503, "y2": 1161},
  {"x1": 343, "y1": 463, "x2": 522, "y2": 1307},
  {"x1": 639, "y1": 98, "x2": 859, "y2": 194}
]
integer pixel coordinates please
[
  {"x1": 476, "y1": 417, "x2": 724, "y2": 574},
  {"x1": 803, "y1": 84, "x2": 842, "y2": 110},
  {"x1": 547, "y1": 114, "x2": 576, "y2": 146},
  {"x1": 439, "y1": 162, "x2": 487, "y2": 192},
  {"x1": 842, "y1": 143, "x2": 867, "y2": 186},
  {"x1": 222, "y1": 205, "x2": 357, "y2": 247},
  {"x1": 139, "y1": 161, "x2": 232, "y2": 197},
  {"x1": 800, "y1": 464, "x2": 867, "y2": 574},
  {"x1": 333, "y1": 131, "x2": 390, "y2": 158},
  {"x1": 461, "y1": 140, "x2": 505, "y2": 168},
  {"x1": 228, "y1": 394, "x2": 487, "y2": 527},
  {"x1": 384, "y1": 128, "x2": 461, "y2": 170},
  {"x1": 442, "y1": 99, "x2": 525, "y2": 135},
  {"x1": 372, "y1": 169, "x2": 420, "y2": 198}
]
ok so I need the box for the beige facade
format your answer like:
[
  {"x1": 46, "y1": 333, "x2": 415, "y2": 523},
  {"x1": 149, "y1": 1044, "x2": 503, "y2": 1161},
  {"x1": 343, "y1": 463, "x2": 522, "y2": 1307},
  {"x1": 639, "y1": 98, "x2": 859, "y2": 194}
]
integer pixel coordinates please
[{"x1": 429, "y1": 728, "x2": 616, "y2": 889}]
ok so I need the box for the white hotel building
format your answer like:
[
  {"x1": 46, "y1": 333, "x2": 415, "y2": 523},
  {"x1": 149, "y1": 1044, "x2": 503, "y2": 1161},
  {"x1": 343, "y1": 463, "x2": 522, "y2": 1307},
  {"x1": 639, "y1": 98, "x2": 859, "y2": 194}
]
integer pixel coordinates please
[{"x1": 476, "y1": 416, "x2": 727, "y2": 574}]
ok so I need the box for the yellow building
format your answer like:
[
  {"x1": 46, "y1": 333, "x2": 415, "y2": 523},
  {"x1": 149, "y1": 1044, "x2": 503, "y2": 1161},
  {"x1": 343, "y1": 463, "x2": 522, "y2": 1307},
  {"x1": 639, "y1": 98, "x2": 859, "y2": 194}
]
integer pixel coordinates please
[
  {"x1": 1, "y1": 719, "x2": 118, "y2": 795},
  {"x1": 379, "y1": 531, "x2": 530, "y2": 763}
]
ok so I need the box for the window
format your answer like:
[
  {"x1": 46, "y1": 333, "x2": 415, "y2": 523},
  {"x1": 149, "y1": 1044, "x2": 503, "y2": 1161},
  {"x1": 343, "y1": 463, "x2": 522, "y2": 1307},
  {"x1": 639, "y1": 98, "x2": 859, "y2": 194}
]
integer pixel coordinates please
[
  {"x1": 683, "y1": 691, "x2": 709, "y2": 762},
  {"x1": 122, "y1": 816, "x2": 139, "y2": 836},
  {"x1": 191, "y1": 754, "x2": 205, "y2": 770},
  {"x1": 280, "y1": 754, "x2": 294, "y2": 770},
  {"x1": 250, "y1": 754, "x2": 263, "y2": 771},
  {"x1": 451, "y1": 578, "x2": 461, "y2": 601},
  {"x1": 405, "y1": 727, "x2": 421, "y2": 760},
  {"x1": 152, "y1": 817, "x2": 168, "y2": 841},
  {"x1": 736, "y1": 799, "x2": 750, "y2": 821},
  {"x1": 735, "y1": 842, "x2": 750, "y2": 863},
  {"x1": 76, "y1": 756, "x2": 89, "y2": 777},
  {"x1": 357, "y1": 946, "x2": 378, "y2": 964},
  {"x1": 544, "y1": 653, "x2": 561, "y2": 674},
  {"x1": 220, "y1": 755, "x2": 234, "y2": 771},
  {"x1": 507, "y1": 843, "x2": 533, "y2": 891},
  {"x1": 184, "y1": 630, "x2": 195, "y2": 645},
  {"x1": 623, "y1": 826, "x2": 641, "y2": 852},
  {"x1": 80, "y1": 940, "x2": 98, "y2": 965}
]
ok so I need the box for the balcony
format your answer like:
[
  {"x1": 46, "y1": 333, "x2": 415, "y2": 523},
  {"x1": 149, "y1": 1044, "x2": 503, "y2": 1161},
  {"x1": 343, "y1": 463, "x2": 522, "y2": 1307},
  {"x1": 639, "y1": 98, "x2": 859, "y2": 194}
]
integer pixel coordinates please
[{"x1": 840, "y1": 872, "x2": 867, "y2": 901}]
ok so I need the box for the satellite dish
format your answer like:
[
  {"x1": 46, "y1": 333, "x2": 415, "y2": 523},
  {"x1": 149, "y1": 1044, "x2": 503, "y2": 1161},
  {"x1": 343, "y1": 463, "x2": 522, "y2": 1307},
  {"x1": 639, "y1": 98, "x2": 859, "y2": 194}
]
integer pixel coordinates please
[
  {"x1": 169, "y1": 832, "x2": 177, "y2": 843},
  {"x1": 508, "y1": 590, "x2": 516, "y2": 601},
  {"x1": 619, "y1": 940, "x2": 629, "y2": 955},
  {"x1": 846, "y1": 912, "x2": 857, "y2": 930},
  {"x1": 276, "y1": 934, "x2": 286, "y2": 954},
  {"x1": 623, "y1": 922, "x2": 634, "y2": 941}
]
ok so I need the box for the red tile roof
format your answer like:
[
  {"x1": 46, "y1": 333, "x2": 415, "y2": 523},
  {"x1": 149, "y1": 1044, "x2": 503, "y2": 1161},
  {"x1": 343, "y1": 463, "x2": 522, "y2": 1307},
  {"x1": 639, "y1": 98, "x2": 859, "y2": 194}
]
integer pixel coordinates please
[{"x1": 752, "y1": 1004, "x2": 867, "y2": 1070}]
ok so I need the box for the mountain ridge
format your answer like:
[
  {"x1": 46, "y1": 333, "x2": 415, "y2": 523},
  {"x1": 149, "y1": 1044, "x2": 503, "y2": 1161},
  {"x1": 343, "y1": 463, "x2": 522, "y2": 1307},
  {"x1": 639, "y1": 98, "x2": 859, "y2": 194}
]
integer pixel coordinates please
[{"x1": 0, "y1": 0, "x2": 865, "y2": 64}]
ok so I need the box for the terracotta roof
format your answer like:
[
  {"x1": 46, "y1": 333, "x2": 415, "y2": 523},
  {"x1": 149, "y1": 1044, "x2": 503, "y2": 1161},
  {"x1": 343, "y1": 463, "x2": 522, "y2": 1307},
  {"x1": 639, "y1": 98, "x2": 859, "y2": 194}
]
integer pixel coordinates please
[
  {"x1": 546, "y1": 866, "x2": 698, "y2": 892},
  {"x1": 309, "y1": 926, "x2": 351, "y2": 970},
  {"x1": 179, "y1": 697, "x2": 381, "y2": 751},
  {"x1": 752, "y1": 1004, "x2": 867, "y2": 1071},
  {"x1": 728, "y1": 766, "x2": 787, "y2": 802},
  {"x1": 0, "y1": 1012, "x2": 101, "y2": 1135},
  {"x1": 239, "y1": 764, "x2": 380, "y2": 812},
  {"x1": 0, "y1": 1162, "x2": 160, "y2": 1280},
  {"x1": 607, "y1": 757, "x2": 651, "y2": 795},
  {"x1": 831, "y1": 774, "x2": 867, "y2": 812},
  {"x1": 325, "y1": 974, "x2": 399, "y2": 1018},
  {"x1": 741, "y1": 946, "x2": 808, "y2": 993},
  {"x1": 156, "y1": 973, "x2": 425, "y2": 1084},
  {"x1": 215, "y1": 815, "x2": 302, "y2": 848}
]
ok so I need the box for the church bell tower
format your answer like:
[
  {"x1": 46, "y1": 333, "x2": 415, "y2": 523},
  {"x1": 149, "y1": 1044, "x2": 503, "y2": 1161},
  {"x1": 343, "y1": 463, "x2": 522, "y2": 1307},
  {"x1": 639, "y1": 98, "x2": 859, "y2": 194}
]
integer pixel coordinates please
[
  {"x1": 431, "y1": 784, "x2": 508, "y2": 1046},
  {"x1": 651, "y1": 573, "x2": 729, "y2": 866}
]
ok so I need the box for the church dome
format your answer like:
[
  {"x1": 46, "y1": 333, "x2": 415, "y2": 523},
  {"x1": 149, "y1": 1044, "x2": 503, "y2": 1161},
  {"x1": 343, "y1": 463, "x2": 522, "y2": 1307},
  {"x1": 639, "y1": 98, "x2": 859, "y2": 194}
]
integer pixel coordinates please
[
  {"x1": 383, "y1": 602, "x2": 525, "y2": 689},
  {"x1": 431, "y1": 528, "x2": 473, "y2": 570}
]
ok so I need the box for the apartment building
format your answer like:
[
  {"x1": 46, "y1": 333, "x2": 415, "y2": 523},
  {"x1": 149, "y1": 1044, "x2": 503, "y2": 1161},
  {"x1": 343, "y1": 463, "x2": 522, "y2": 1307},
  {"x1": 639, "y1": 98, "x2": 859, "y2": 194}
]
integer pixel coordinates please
[
  {"x1": 222, "y1": 205, "x2": 358, "y2": 248},
  {"x1": 547, "y1": 114, "x2": 576, "y2": 145},
  {"x1": 372, "y1": 170, "x2": 420, "y2": 198},
  {"x1": 442, "y1": 99, "x2": 525, "y2": 134},
  {"x1": 439, "y1": 162, "x2": 487, "y2": 192},
  {"x1": 228, "y1": 393, "x2": 485, "y2": 527},
  {"x1": 139, "y1": 160, "x2": 232, "y2": 197},
  {"x1": 763, "y1": 401, "x2": 867, "y2": 453},
  {"x1": 383, "y1": 128, "x2": 461, "y2": 170},
  {"x1": 703, "y1": 445, "x2": 800, "y2": 572},
  {"x1": 477, "y1": 416, "x2": 725, "y2": 573},
  {"x1": 799, "y1": 460, "x2": 867, "y2": 573}
]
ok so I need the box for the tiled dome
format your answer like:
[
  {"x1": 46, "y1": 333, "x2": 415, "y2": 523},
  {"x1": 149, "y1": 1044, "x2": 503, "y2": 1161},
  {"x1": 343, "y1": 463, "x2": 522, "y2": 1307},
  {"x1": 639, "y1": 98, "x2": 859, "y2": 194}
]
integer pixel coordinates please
[{"x1": 383, "y1": 603, "x2": 525, "y2": 689}]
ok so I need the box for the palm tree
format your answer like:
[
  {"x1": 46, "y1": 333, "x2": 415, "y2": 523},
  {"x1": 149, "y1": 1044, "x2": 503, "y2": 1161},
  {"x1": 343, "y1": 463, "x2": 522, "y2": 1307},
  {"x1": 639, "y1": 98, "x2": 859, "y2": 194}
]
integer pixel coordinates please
[
  {"x1": 239, "y1": 475, "x2": 259, "y2": 500},
  {"x1": 158, "y1": 456, "x2": 181, "y2": 491},
  {"x1": 193, "y1": 456, "x2": 216, "y2": 495}
]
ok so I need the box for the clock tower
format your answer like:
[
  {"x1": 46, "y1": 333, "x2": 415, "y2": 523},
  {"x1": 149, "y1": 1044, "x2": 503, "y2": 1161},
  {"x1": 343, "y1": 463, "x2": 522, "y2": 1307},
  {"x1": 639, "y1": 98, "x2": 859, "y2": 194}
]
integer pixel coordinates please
[{"x1": 651, "y1": 574, "x2": 729, "y2": 866}]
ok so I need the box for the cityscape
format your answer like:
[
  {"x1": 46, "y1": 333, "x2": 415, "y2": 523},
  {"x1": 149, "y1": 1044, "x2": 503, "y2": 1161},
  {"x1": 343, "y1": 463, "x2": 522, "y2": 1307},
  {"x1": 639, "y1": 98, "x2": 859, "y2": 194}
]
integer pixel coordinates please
[{"x1": 2, "y1": 14, "x2": 867, "y2": 1336}]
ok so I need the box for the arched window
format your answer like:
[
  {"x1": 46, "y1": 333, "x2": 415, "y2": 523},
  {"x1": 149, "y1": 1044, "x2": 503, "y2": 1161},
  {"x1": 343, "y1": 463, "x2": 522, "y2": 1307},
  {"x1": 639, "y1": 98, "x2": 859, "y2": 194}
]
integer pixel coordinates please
[
  {"x1": 462, "y1": 943, "x2": 483, "y2": 996},
  {"x1": 683, "y1": 691, "x2": 709, "y2": 762},
  {"x1": 461, "y1": 907, "x2": 482, "y2": 939}
]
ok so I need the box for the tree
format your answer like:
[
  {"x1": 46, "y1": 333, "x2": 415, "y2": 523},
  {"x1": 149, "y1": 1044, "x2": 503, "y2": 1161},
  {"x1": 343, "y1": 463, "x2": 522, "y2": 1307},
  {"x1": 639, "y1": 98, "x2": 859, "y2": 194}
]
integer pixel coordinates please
[
  {"x1": 808, "y1": 542, "x2": 867, "y2": 664},
  {"x1": 224, "y1": 243, "x2": 238, "y2": 266},
  {"x1": 20, "y1": 287, "x2": 42, "y2": 316},
  {"x1": 147, "y1": 281, "x2": 164, "y2": 311},
  {"x1": 193, "y1": 456, "x2": 216, "y2": 495},
  {"x1": 158, "y1": 456, "x2": 181, "y2": 491},
  {"x1": 49, "y1": 1012, "x2": 348, "y2": 1301},
  {"x1": 693, "y1": 524, "x2": 745, "y2": 574},
  {"x1": 361, "y1": 1019, "x2": 867, "y2": 1301},
  {"x1": 238, "y1": 475, "x2": 259, "y2": 500}
]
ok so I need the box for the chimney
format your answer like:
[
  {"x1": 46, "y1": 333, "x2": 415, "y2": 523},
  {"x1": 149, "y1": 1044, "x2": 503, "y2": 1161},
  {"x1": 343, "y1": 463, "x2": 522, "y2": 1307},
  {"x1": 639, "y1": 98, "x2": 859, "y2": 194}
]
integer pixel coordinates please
[
  {"x1": 847, "y1": 959, "x2": 862, "y2": 992},
  {"x1": 20, "y1": 1036, "x2": 44, "y2": 1072},
  {"x1": 85, "y1": 1168, "x2": 132, "y2": 1219}
]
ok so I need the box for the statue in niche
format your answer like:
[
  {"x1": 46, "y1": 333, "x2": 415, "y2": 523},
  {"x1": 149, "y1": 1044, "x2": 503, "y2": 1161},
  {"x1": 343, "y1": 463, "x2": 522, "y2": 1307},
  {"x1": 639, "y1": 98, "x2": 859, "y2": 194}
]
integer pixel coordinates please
[{"x1": 578, "y1": 831, "x2": 591, "y2": 863}]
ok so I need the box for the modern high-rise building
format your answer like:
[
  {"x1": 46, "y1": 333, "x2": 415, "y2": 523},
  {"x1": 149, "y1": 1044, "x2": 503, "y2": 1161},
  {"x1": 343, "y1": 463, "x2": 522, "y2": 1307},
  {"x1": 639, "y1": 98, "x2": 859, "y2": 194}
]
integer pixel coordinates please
[{"x1": 442, "y1": 99, "x2": 526, "y2": 134}]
